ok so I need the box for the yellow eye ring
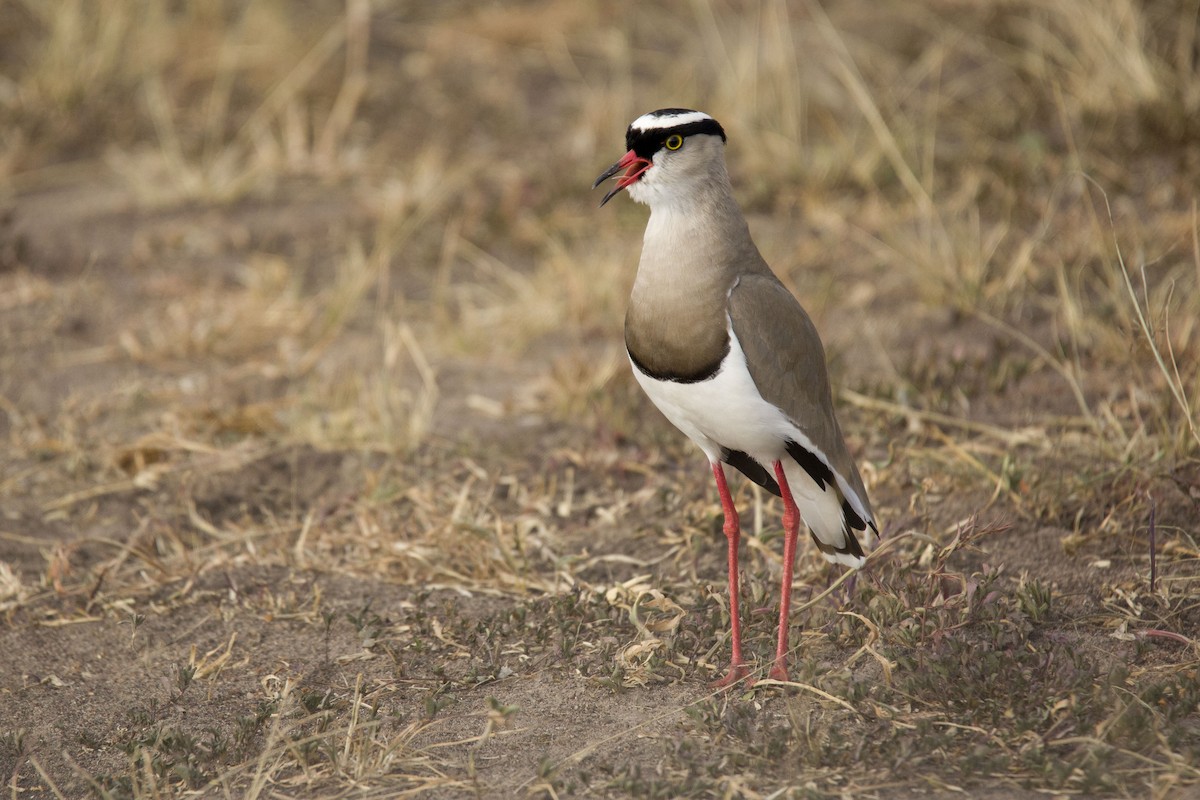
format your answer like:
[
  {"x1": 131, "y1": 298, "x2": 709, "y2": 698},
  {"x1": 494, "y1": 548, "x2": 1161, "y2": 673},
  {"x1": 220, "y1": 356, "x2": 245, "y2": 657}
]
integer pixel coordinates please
[{"x1": 665, "y1": 134, "x2": 683, "y2": 151}]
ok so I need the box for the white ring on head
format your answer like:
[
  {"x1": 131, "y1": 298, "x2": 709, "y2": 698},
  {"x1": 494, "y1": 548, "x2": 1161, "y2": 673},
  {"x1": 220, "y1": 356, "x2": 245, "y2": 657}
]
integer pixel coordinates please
[{"x1": 630, "y1": 110, "x2": 713, "y2": 132}]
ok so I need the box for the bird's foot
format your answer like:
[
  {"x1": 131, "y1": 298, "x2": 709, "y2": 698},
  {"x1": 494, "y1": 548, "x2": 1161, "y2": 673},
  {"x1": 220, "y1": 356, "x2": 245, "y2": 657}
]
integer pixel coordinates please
[
  {"x1": 709, "y1": 663, "x2": 751, "y2": 689},
  {"x1": 766, "y1": 661, "x2": 789, "y2": 683}
]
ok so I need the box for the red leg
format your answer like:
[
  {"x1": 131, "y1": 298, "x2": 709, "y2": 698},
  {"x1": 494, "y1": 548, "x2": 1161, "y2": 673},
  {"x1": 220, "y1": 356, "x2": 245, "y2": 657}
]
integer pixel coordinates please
[
  {"x1": 709, "y1": 462, "x2": 749, "y2": 688},
  {"x1": 770, "y1": 460, "x2": 801, "y2": 682}
]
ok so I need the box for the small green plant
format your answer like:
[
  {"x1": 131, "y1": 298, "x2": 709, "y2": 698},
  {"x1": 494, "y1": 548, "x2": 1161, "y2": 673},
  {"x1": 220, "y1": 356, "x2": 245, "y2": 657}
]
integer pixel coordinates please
[
  {"x1": 1016, "y1": 576, "x2": 1053, "y2": 623},
  {"x1": 173, "y1": 662, "x2": 196, "y2": 698}
]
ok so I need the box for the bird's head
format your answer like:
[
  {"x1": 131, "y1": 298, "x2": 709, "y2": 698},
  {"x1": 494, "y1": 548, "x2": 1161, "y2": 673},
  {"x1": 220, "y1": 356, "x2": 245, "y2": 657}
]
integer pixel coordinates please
[{"x1": 593, "y1": 108, "x2": 727, "y2": 208}]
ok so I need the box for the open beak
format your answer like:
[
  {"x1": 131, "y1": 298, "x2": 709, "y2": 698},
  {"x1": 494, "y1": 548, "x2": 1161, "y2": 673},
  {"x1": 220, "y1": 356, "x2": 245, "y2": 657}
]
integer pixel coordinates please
[{"x1": 592, "y1": 150, "x2": 652, "y2": 207}]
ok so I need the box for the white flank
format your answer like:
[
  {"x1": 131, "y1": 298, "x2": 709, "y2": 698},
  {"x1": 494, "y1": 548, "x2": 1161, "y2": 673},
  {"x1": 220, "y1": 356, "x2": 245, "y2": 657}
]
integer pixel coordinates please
[{"x1": 630, "y1": 324, "x2": 868, "y2": 568}]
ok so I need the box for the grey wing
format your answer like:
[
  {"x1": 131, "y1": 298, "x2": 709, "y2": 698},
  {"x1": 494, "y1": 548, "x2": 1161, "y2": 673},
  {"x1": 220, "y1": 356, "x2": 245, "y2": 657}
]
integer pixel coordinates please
[{"x1": 727, "y1": 273, "x2": 876, "y2": 529}]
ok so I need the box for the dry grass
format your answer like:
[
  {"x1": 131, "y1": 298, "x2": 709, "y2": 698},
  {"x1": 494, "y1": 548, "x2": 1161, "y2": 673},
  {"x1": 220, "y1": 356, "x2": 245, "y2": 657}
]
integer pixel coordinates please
[{"x1": 2, "y1": 0, "x2": 1199, "y2": 797}]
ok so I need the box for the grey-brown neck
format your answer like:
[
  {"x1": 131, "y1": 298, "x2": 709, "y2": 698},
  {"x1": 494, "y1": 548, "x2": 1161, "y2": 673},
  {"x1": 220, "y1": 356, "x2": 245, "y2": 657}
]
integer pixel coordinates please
[{"x1": 625, "y1": 153, "x2": 773, "y2": 381}]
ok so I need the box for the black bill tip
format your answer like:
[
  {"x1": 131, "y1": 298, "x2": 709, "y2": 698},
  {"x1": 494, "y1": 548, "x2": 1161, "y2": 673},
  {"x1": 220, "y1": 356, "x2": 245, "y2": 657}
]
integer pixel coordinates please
[
  {"x1": 598, "y1": 186, "x2": 622, "y2": 207},
  {"x1": 592, "y1": 159, "x2": 624, "y2": 191}
]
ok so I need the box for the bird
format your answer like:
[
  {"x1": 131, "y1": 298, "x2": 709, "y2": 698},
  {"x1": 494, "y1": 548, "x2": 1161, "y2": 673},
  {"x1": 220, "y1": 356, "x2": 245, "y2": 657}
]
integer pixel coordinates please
[{"x1": 593, "y1": 108, "x2": 877, "y2": 686}]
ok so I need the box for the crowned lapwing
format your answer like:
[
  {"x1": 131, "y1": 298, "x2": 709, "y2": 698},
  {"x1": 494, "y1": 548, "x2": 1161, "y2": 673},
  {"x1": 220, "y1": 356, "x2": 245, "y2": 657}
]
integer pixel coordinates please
[{"x1": 593, "y1": 108, "x2": 878, "y2": 686}]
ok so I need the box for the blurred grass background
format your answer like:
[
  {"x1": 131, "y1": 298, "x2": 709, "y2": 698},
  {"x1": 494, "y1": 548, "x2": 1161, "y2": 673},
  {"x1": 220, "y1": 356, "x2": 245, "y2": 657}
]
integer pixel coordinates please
[{"x1": 6, "y1": 0, "x2": 1198, "y2": 454}]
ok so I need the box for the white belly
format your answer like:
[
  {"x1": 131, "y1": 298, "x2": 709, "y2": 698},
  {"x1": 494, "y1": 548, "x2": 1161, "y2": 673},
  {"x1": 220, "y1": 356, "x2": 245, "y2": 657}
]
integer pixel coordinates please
[
  {"x1": 630, "y1": 330, "x2": 792, "y2": 465},
  {"x1": 630, "y1": 326, "x2": 867, "y2": 568}
]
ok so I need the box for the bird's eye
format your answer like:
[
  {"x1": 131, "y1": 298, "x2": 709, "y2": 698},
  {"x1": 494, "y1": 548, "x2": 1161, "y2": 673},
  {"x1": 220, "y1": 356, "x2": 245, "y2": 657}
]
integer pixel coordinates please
[{"x1": 665, "y1": 134, "x2": 683, "y2": 151}]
